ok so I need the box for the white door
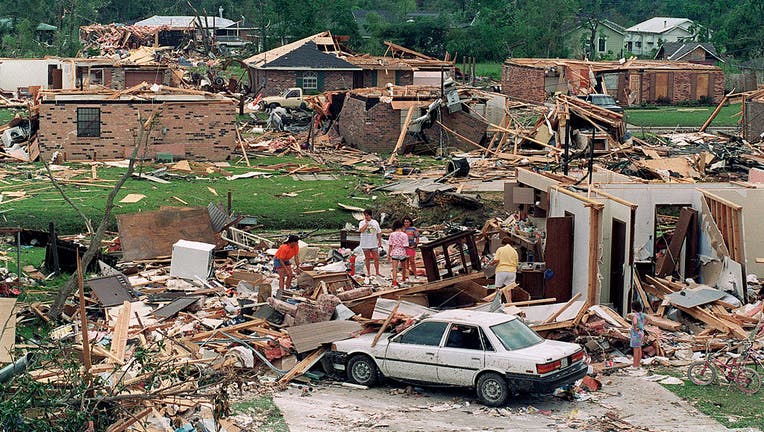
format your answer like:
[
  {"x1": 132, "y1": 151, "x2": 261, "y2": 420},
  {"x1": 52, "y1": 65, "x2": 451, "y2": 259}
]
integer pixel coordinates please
[
  {"x1": 382, "y1": 321, "x2": 447, "y2": 382},
  {"x1": 436, "y1": 324, "x2": 487, "y2": 386}
]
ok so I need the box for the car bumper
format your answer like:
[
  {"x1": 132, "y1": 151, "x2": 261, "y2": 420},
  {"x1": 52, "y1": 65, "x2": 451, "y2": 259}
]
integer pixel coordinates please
[
  {"x1": 323, "y1": 351, "x2": 349, "y2": 377},
  {"x1": 506, "y1": 361, "x2": 588, "y2": 394}
]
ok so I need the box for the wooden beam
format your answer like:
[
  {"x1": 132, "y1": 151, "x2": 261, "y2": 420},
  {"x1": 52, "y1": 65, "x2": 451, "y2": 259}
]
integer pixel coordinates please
[
  {"x1": 76, "y1": 256, "x2": 92, "y2": 374},
  {"x1": 699, "y1": 89, "x2": 734, "y2": 133},
  {"x1": 387, "y1": 106, "x2": 416, "y2": 164},
  {"x1": 633, "y1": 276, "x2": 655, "y2": 314},
  {"x1": 371, "y1": 300, "x2": 400, "y2": 348},
  {"x1": 543, "y1": 292, "x2": 582, "y2": 324},
  {"x1": 645, "y1": 314, "x2": 681, "y2": 331},
  {"x1": 109, "y1": 301, "x2": 131, "y2": 364},
  {"x1": 277, "y1": 347, "x2": 327, "y2": 385}
]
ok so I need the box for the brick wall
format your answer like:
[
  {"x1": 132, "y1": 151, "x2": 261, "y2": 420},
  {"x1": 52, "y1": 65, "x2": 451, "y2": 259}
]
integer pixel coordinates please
[
  {"x1": 338, "y1": 94, "x2": 486, "y2": 153},
  {"x1": 255, "y1": 69, "x2": 355, "y2": 96},
  {"x1": 107, "y1": 67, "x2": 172, "y2": 90},
  {"x1": 501, "y1": 64, "x2": 546, "y2": 103},
  {"x1": 629, "y1": 69, "x2": 724, "y2": 104},
  {"x1": 38, "y1": 100, "x2": 236, "y2": 161}
]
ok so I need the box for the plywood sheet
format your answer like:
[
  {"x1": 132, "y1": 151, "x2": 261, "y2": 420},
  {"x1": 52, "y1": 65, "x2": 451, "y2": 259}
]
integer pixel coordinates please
[
  {"x1": 0, "y1": 298, "x2": 16, "y2": 363},
  {"x1": 117, "y1": 207, "x2": 217, "y2": 261},
  {"x1": 286, "y1": 320, "x2": 363, "y2": 354}
]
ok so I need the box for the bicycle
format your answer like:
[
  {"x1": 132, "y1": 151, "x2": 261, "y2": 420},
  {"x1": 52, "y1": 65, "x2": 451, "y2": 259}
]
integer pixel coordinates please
[{"x1": 687, "y1": 342, "x2": 761, "y2": 394}]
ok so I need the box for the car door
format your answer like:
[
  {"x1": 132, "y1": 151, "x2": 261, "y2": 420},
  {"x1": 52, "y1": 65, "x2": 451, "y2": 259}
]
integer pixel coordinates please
[
  {"x1": 436, "y1": 324, "x2": 489, "y2": 386},
  {"x1": 382, "y1": 321, "x2": 447, "y2": 383}
]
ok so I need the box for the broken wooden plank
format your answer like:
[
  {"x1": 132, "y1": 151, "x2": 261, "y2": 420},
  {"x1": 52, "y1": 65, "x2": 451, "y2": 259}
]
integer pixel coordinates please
[
  {"x1": 277, "y1": 347, "x2": 327, "y2": 385},
  {"x1": 645, "y1": 314, "x2": 682, "y2": 332},
  {"x1": 387, "y1": 106, "x2": 415, "y2": 164},
  {"x1": 371, "y1": 300, "x2": 401, "y2": 348},
  {"x1": 633, "y1": 276, "x2": 655, "y2": 314},
  {"x1": 286, "y1": 320, "x2": 363, "y2": 354},
  {"x1": 542, "y1": 292, "x2": 582, "y2": 324},
  {"x1": 109, "y1": 301, "x2": 131, "y2": 364},
  {"x1": 0, "y1": 298, "x2": 16, "y2": 364}
]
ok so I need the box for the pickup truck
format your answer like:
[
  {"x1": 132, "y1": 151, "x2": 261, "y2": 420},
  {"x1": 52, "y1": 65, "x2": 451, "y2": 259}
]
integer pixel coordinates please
[
  {"x1": 258, "y1": 87, "x2": 307, "y2": 110},
  {"x1": 579, "y1": 93, "x2": 624, "y2": 114},
  {"x1": 326, "y1": 309, "x2": 587, "y2": 406}
]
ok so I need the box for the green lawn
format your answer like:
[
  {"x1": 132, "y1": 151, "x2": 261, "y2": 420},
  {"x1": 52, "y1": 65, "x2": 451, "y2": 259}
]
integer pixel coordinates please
[
  {"x1": 658, "y1": 366, "x2": 764, "y2": 428},
  {"x1": 0, "y1": 108, "x2": 23, "y2": 124},
  {"x1": 475, "y1": 63, "x2": 503, "y2": 80},
  {"x1": 233, "y1": 396, "x2": 288, "y2": 432},
  {"x1": 0, "y1": 155, "x2": 387, "y2": 234},
  {"x1": 626, "y1": 103, "x2": 741, "y2": 127}
]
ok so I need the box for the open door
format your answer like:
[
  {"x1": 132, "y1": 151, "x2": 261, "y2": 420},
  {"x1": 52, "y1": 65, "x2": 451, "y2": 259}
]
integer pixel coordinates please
[
  {"x1": 48, "y1": 65, "x2": 63, "y2": 89},
  {"x1": 545, "y1": 216, "x2": 574, "y2": 301},
  {"x1": 610, "y1": 219, "x2": 626, "y2": 314}
]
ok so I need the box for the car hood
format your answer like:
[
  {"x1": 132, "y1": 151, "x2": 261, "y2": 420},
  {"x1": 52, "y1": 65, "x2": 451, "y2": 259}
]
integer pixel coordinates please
[
  {"x1": 508, "y1": 339, "x2": 581, "y2": 362},
  {"x1": 333, "y1": 332, "x2": 391, "y2": 354}
]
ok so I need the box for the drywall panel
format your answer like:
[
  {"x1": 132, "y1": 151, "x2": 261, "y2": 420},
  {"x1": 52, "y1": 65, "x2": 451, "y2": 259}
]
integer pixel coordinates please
[
  {"x1": 596, "y1": 183, "x2": 737, "y2": 261},
  {"x1": 0, "y1": 59, "x2": 56, "y2": 92},
  {"x1": 599, "y1": 198, "x2": 633, "y2": 312},
  {"x1": 548, "y1": 189, "x2": 595, "y2": 300},
  {"x1": 517, "y1": 167, "x2": 561, "y2": 192}
]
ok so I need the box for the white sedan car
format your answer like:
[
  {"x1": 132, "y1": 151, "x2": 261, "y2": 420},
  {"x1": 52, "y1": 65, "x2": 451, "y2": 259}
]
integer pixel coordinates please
[{"x1": 327, "y1": 310, "x2": 587, "y2": 406}]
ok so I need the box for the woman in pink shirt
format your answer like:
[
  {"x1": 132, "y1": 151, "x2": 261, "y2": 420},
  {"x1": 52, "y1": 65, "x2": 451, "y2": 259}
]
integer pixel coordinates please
[{"x1": 388, "y1": 220, "x2": 410, "y2": 287}]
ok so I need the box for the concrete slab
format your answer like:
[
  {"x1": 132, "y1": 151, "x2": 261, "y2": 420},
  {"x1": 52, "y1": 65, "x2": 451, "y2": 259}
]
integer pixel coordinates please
[{"x1": 273, "y1": 374, "x2": 756, "y2": 432}]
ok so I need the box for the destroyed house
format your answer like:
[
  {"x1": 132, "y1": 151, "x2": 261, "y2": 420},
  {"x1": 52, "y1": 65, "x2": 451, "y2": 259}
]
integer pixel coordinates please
[
  {"x1": 508, "y1": 167, "x2": 764, "y2": 314},
  {"x1": 655, "y1": 42, "x2": 723, "y2": 65},
  {"x1": 0, "y1": 57, "x2": 172, "y2": 97},
  {"x1": 245, "y1": 32, "x2": 361, "y2": 96},
  {"x1": 133, "y1": 15, "x2": 236, "y2": 47},
  {"x1": 337, "y1": 86, "x2": 488, "y2": 154},
  {"x1": 501, "y1": 58, "x2": 724, "y2": 106},
  {"x1": 37, "y1": 86, "x2": 236, "y2": 162}
]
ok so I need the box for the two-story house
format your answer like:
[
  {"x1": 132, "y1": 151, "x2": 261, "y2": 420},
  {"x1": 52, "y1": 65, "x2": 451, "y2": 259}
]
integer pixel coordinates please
[{"x1": 624, "y1": 17, "x2": 699, "y2": 57}]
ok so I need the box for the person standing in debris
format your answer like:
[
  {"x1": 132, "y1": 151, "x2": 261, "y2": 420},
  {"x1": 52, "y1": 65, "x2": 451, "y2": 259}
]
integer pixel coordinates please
[
  {"x1": 274, "y1": 235, "x2": 301, "y2": 292},
  {"x1": 402, "y1": 216, "x2": 420, "y2": 278},
  {"x1": 490, "y1": 237, "x2": 518, "y2": 288},
  {"x1": 359, "y1": 209, "x2": 382, "y2": 284},
  {"x1": 388, "y1": 220, "x2": 410, "y2": 287},
  {"x1": 630, "y1": 301, "x2": 647, "y2": 369}
]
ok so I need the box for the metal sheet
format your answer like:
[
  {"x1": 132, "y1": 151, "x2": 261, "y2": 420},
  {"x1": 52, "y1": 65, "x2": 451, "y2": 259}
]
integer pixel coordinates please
[
  {"x1": 87, "y1": 275, "x2": 135, "y2": 307},
  {"x1": 286, "y1": 320, "x2": 363, "y2": 354},
  {"x1": 666, "y1": 287, "x2": 725, "y2": 308},
  {"x1": 152, "y1": 297, "x2": 200, "y2": 319},
  {"x1": 207, "y1": 203, "x2": 234, "y2": 233}
]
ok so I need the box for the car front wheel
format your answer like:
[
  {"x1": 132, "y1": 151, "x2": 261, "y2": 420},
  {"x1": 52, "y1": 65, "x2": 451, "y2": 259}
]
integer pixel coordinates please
[
  {"x1": 476, "y1": 372, "x2": 509, "y2": 406},
  {"x1": 347, "y1": 355, "x2": 379, "y2": 386}
]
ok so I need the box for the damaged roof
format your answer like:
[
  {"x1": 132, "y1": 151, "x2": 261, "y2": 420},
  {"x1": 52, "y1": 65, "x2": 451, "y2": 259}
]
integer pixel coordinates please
[
  {"x1": 656, "y1": 42, "x2": 724, "y2": 63},
  {"x1": 244, "y1": 31, "x2": 344, "y2": 69},
  {"x1": 134, "y1": 15, "x2": 236, "y2": 29},
  {"x1": 504, "y1": 58, "x2": 720, "y2": 72},
  {"x1": 261, "y1": 41, "x2": 360, "y2": 70}
]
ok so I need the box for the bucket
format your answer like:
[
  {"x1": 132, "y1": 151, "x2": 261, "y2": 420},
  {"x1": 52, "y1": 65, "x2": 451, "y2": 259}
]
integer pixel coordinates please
[{"x1": 446, "y1": 157, "x2": 470, "y2": 177}]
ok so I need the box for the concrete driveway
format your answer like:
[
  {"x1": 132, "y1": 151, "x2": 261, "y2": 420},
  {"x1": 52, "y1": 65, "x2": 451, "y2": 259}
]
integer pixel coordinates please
[{"x1": 274, "y1": 374, "x2": 759, "y2": 432}]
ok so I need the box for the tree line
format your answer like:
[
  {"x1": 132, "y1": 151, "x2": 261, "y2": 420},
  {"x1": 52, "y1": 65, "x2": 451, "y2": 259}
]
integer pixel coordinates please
[{"x1": 0, "y1": 0, "x2": 762, "y2": 62}]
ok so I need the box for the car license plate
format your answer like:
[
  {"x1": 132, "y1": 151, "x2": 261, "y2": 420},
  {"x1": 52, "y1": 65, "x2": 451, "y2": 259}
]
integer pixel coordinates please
[{"x1": 560, "y1": 357, "x2": 569, "y2": 368}]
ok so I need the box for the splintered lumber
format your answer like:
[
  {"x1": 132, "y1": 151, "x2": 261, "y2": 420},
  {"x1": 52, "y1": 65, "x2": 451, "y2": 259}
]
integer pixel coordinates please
[
  {"x1": 645, "y1": 314, "x2": 682, "y2": 332},
  {"x1": 387, "y1": 106, "x2": 415, "y2": 164},
  {"x1": 109, "y1": 301, "x2": 131, "y2": 364},
  {"x1": 76, "y1": 257, "x2": 91, "y2": 371},
  {"x1": 675, "y1": 304, "x2": 748, "y2": 339},
  {"x1": 542, "y1": 292, "x2": 582, "y2": 324},
  {"x1": 371, "y1": 300, "x2": 400, "y2": 348},
  {"x1": 531, "y1": 321, "x2": 574, "y2": 332},
  {"x1": 633, "y1": 277, "x2": 655, "y2": 314},
  {"x1": 185, "y1": 318, "x2": 266, "y2": 341},
  {"x1": 105, "y1": 407, "x2": 152, "y2": 432},
  {"x1": 277, "y1": 347, "x2": 327, "y2": 385}
]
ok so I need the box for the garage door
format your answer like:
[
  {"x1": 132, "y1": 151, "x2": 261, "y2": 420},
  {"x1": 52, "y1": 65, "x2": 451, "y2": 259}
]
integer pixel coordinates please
[{"x1": 125, "y1": 71, "x2": 163, "y2": 87}]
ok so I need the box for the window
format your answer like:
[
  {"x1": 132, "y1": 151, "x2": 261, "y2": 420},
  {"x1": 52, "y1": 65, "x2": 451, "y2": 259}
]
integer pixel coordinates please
[
  {"x1": 635, "y1": 41, "x2": 642, "y2": 48},
  {"x1": 490, "y1": 319, "x2": 543, "y2": 350},
  {"x1": 301, "y1": 71, "x2": 318, "y2": 90},
  {"x1": 445, "y1": 324, "x2": 483, "y2": 350},
  {"x1": 77, "y1": 107, "x2": 101, "y2": 137},
  {"x1": 598, "y1": 37, "x2": 606, "y2": 52},
  {"x1": 397, "y1": 321, "x2": 447, "y2": 346}
]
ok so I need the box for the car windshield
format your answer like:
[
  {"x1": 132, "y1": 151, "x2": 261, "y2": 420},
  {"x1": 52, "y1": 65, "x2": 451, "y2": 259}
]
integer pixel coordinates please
[
  {"x1": 280, "y1": 89, "x2": 291, "y2": 97},
  {"x1": 590, "y1": 95, "x2": 616, "y2": 105},
  {"x1": 490, "y1": 319, "x2": 543, "y2": 350}
]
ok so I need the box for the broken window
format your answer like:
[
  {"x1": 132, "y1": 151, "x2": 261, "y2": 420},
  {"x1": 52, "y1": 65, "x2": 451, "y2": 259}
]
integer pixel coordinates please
[
  {"x1": 77, "y1": 107, "x2": 101, "y2": 137},
  {"x1": 302, "y1": 71, "x2": 318, "y2": 90},
  {"x1": 396, "y1": 321, "x2": 447, "y2": 346},
  {"x1": 445, "y1": 324, "x2": 483, "y2": 350},
  {"x1": 598, "y1": 37, "x2": 606, "y2": 52},
  {"x1": 635, "y1": 41, "x2": 642, "y2": 48}
]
